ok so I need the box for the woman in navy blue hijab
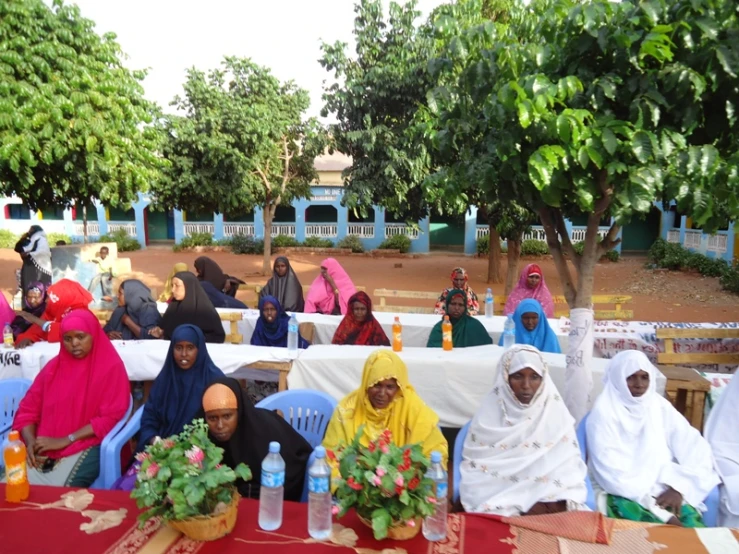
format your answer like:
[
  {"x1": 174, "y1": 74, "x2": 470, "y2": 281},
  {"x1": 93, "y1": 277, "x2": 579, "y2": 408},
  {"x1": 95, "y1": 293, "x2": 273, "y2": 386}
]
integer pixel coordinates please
[{"x1": 250, "y1": 295, "x2": 309, "y2": 349}]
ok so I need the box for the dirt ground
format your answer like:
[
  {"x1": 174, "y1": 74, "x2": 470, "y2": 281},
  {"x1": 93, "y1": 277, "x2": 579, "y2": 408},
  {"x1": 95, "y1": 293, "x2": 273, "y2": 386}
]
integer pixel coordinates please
[{"x1": 1, "y1": 246, "x2": 737, "y2": 322}]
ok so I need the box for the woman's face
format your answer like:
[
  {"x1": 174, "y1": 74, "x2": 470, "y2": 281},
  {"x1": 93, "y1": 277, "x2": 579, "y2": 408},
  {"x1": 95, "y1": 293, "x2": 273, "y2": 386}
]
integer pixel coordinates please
[
  {"x1": 368, "y1": 378, "x2": 399, "y2": 410},
  {"x1": 521, "y1": 311, "x2": 539, "y2": 331},
  {"x1": 117, "y1": 285, "x2": 126, "y2": 307},
  {"x1": 352, "y1": 301, "x2": 368, "y2": 322},
  {"x1": 447, "y1": 295, "x2": 466, "y2": 319},
  {"x1": 508, "y1": 367, "x2": 543, "y2": 404},
  {"x1": 452, "y1": 272, "x2": 466, "y2": 289},
  {"x1": 320, "y1": 266, "x2": 329, "y2": 279},
  {"x1": 25, "y1": 289, "x2": 43, "y2": 308},
  {"x1": 205, "y1": 408, "x2": 239, "y2": 442},
  {"x1": 262, "y1": 302, "x2": 278, "y2": 323},
  {"x1": 626, "y1": 370, "x2": 650, "y2": 397},
  {"x1": 172, "y1": 278, "x2": 186, "y2": 301},
  {"x1": 526, "y1": 273, "x2": 541, "y2": 289},
  {"x1": 63, "y1": 330, "x2": 93, "y2": 359},
  {"x1": 275, "y1": 260, "x2": 288, "y2": 277},
  {"x1": 174, "y1": 340, "x2": 198, "y2": 370}
]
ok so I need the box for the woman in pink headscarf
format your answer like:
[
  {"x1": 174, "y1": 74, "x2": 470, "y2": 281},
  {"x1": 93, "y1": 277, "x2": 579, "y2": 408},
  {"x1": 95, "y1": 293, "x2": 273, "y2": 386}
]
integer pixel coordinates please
[
  {"x1": 504, "y1": 263, "x2": 555, "y2": 318},
  {"x1": 304, "y1": 258, "x2": 357, "y2": 316},
  {"x1": 10, "y1": 309, "x2": 130, "y2": 487}
]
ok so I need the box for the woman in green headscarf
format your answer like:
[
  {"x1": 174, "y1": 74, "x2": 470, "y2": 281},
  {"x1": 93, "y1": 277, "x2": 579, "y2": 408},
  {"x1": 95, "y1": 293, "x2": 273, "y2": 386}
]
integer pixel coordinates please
[{"x1": 427, "y1": 289, "x2": 493, "y2": 348}]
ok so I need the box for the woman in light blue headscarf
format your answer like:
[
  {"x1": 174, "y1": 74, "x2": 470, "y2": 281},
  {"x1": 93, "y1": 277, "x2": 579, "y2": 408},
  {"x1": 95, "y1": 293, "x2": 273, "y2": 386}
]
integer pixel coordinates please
[{"x1": 499, "y1": 298, "x2": 561, "y2": 354}]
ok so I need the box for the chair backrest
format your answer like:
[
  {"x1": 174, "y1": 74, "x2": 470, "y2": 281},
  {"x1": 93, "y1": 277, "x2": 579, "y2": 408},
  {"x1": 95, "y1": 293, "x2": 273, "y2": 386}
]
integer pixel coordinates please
[
  {"x1": 452, "y1": 420, "x2": 471, "y2": 504},
  {"x1": 576, "y1": 413, "x2": 589, "y2": 461},
  {"x1": 0, "y1": 378, "x2": 32, "y2": 448},
  {"x1": 255, "y1": 389, "x2": 337, "y2": 448},
  {"x1": 90, "y1": 394, "x2": 133, "y2": 490},
  {"x1": 299, "y1": 322, "x2": 316, "y2": 344}
]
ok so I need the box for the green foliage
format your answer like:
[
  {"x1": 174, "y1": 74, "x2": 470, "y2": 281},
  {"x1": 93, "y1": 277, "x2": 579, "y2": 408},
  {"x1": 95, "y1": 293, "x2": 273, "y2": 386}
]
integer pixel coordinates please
[
  {"x1": 604, "y1": 250, "x2": 620, "y2": 263},
  {"x1": 230, "y1": 235, "x2": 264, "y2": 255},
  {"x1": 173, "y1": 232, "x2": 214, "y2": 252},
  {"x1": 378, "y1": 235, "x2": 412, "y2": 253},
  {"x1": 131, "y1": 419, "x2": 251, "y2": 525},
  {"x1": 303, "y1": 236, "x2": 334, "y2": 248},
  {"x1": 477, "y1": 234, "x2": 489, "y2": 255},
  {"x1": 45, "y1": 232, "x2": 71, "y2": 245},
  {"x1": 648, "y1": 238, "x2": 738, "y2": 293},
  {"x1": 521, "y1": 240, "x2": 549, "y2": 256},
  {"x1": 333, "y1": 428, "x2": 436, "y2": 540},
  {"x1": 0, "y1": 229, "x2": 18, "y2": 249},
  {"x1": 0, "y1": 0, "x2": 163, "y2": 211},
  {"x1": 99, "y1": 229, "x2": 140, "y2": 252},
  {"x1": 337, "y1": 234, "x2": 365, "y2": 253},
  {"x1": 271, "y1": 234, "x2": 301, "y2": 248}
]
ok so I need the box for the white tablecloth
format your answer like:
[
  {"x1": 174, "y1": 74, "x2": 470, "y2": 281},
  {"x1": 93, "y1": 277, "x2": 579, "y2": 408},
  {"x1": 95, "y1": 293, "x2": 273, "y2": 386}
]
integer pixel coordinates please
[
  {"x1": 0, "y1": 341, "x2": 293, "y2": 383},
  {"x1": 287, "y1": 344, "x2": 667, "y2": 428}
]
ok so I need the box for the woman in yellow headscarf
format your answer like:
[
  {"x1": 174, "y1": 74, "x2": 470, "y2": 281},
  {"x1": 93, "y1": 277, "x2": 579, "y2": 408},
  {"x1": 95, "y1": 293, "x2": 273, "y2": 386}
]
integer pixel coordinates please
[
  {"x1": 158, "y1": 262, "x2": 188, "y2": 302},
  {"x1": 322, "y1": 350, "x2": 448, "y2": 487}
]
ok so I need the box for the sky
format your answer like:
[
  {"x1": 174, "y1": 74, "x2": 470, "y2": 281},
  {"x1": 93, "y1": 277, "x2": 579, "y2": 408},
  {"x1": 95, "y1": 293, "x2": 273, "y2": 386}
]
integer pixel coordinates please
[{"x1": 61, "y1": 0, "x2": 450, "y2": 121}]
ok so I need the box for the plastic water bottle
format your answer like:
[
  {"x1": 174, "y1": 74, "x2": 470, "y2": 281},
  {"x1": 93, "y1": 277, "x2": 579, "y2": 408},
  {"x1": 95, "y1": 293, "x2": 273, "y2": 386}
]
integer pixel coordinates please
[
  {"x1": 485, "y1": 288, "x2": 494, "y2": 318},
  {"x1": 3, "y1": 323, "x2": 13, "y2": 348},
  {"x1": 258, "y1": 441, "x2": 285, "y2": 531},
  {"x1": 503, "y1": 314, "x2": 516, "y2": 349},
  {"x1": 422, "y1": 451, "x2": 447, "y2": 542},
  {"x1": 307, "y1": 446, "x2": 332, "y2": 539},
  {"x1": 287, "y1": 314, "x2": 299, "y2": 359}
]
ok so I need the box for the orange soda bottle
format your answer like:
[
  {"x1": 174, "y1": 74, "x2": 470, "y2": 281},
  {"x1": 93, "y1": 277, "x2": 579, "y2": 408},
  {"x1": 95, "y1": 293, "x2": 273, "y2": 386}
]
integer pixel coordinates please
[
  {"x1": 392, "y1": 316, "x2": 402, "y2": 352},
  {"x1": 442, "y1": 316, "x2": 453, "y2": 351},
  {"x1": 4, "y1": 430, "x2": 29, "y2": 502}
]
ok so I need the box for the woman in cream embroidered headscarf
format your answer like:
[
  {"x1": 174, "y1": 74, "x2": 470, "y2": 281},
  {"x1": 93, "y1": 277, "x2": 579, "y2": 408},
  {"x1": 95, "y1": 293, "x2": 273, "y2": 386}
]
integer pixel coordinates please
[
  {"x1": 586, "y1": 350, "x2": 720, "y2": 527},
  {"x1": 322, "y1": 350, "x2": 448, "y2": 488},
  {"x1": 460, "y1": 345, "x2": 588, "y2": 515},
  {"x1": 159, "y1": 262, "x2": 188, "y2": 302}
]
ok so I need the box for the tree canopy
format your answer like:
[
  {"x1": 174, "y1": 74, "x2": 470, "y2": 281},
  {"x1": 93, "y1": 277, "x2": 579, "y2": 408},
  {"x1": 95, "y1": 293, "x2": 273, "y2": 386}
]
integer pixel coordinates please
[{"x1": 0, "y1": 0, "x2": 162, "y2": 212}]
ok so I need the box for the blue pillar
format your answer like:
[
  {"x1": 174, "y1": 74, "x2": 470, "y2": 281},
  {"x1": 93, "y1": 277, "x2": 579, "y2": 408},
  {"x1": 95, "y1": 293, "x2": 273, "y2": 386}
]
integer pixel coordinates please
[
  {"x1": 174, "y1": 209, "x2": 184, "y2": 244},
  {"x1": 253, "y1": 207, "x2": 264, "y2": 239},
  {"x1": 95, "y1": 202, "x2": 107, "y2": 236},
  {"x1": 464, "y1": 206, "x2": 479, "y2": 255},
  {"x1": 564, "y1": 218, "x2": 574, "y2": 241},
  {"x1": 411, "y1": 217, "x2": 430, "y2": 253},
  {"x1": 213, "y1": 213, "x2": 224, "y2": 240},
  {"x1": 725, "y1": 224, "x2": 735, "y2": 263},
  {"x1": 63, "y1": 207, "x2": 74, "y2": 237},
  {"x1": 336, "y1": 201, "x2": 348, "y2": 245},
  {"x1": 133, "y1": 194, "x2": 149, "y2": 248},
  {"x1": 370, "y1": 207, "x2": 385, "y2": 250},
  {"x1": 678, "y1": 215, "x2": 687, "y2": 244},
  {"x1": 614, "y1": 227, "x2": 623, "y2": 254},
  {"x1": 295, "y1": 200, "x2": 308, "y2": 242}
]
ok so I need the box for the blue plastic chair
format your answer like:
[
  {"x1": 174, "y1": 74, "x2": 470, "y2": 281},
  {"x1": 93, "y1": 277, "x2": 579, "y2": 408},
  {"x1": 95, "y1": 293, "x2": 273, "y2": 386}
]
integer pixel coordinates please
[
  {"x1": 577, "y1": 413, "x2": 720, "y2": 526},
  {"x1": 0, "y1": 378, "x2": 32, "y2": 468},
  {"x1": 100, "y1": 404, "x2": 144, "y2": 489},
  {"x1": 90, "y1": 395, "x2": 133, "y2": 489},
  {"x1": 255, "y1": 389, "x2": 337, "y2": 448}
]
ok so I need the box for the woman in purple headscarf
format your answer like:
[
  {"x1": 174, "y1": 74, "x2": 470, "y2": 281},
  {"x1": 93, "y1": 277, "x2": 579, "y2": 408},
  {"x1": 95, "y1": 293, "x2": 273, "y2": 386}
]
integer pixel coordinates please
[{"x1": 10, "y1": 281, "x2": 48, "y2": 339}]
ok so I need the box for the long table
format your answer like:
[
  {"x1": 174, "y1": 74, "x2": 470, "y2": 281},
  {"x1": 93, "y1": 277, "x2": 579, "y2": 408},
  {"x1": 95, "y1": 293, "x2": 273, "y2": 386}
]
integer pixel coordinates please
[{"x1": 288, "y1": 344, "x2": 667, "y2": 428}]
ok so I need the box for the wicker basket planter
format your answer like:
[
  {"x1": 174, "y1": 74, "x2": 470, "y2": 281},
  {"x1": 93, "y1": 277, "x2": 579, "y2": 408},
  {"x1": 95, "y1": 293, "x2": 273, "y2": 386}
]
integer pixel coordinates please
[
  {"x1": 357, "y1": 514, "x2": 422, "y2": 541},
  {"x1": 168, "y1": 490, "x2": 240, "y2": 541}
]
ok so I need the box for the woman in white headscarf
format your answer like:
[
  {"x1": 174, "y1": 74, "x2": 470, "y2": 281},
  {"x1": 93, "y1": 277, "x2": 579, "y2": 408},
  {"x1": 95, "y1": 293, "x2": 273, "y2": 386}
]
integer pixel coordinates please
[
  {"x1": 705, "y1": 373, "x2": 739, "y2": 528},
  {"x1": 586, "y1": 350, "x2": 720, "y2": 527},
  {"x1": 460, "y1": 345, "x2": 588, "y2": 516}
]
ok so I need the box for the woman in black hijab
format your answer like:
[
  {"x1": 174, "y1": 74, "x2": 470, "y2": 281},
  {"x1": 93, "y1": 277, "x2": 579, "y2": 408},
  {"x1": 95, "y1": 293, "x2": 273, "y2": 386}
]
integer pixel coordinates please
[
  {"x1": 150, "y1": 272, "x2": 226, "y2": 343},
  {"x1": 104, "y1": 279, "x2": 161, "y2": 340},
  {"x1": 194, "y1": 256, "x2": 244, "y2": 298},
  {"x1": 199, "y1": 377, "x2": 312, "y2": 501},
  {"x1": 260, "y1": 256, "x2": 305, "y2": 312}
]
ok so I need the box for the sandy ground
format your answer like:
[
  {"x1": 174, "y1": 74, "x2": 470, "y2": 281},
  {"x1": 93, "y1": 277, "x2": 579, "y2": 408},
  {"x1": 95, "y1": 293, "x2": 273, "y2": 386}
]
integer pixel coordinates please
[{"x1": 1, "y1": 247, "x2": 737, "y2": 322}]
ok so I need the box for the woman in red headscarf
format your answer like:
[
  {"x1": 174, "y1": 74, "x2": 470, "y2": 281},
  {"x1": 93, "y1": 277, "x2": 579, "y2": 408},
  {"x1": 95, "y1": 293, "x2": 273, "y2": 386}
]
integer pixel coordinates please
[
  {"x1": 10, "y1": 309, "x2": 130, "y2": 487},
  {"x1": 332, "y1": 291, "x2": 390, "y2": 346},
  {"x1": 15, "y1": 279, "x2": 94, "y2": 347},
  {"x1": 504, "y1": 263, "x2": 555, "y2": 318},
  {"x1": 434, "y1": 267, "x2": 479, "y2": 316}
]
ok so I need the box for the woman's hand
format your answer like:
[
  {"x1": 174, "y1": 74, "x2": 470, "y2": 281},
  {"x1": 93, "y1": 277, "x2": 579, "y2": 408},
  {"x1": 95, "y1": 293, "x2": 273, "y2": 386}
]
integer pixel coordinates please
[
  {"x1": 107, "y1": 331, "x2": 123, "y2": 340},
  {"x1": 667, "y1": 516, "x2": 684, "y2": 527},
  {"x1": 35, "y1": 436, "x2": 71, "y2": 454},
  {"x1": 656, "y1": 487, "x2": 683, "y2": 515},
  {"x1": 322, "y1": 273, "x2": 338, "y2": 294},
  {"x1": 25, "y1": 436, "x2": 38, "y2": 468},
  {"x1": 16, "y1": 338, "x2": 33, "y2": 349},
  {"x1": 148, "y1": 327, "x2": 163, "y2": 339}
]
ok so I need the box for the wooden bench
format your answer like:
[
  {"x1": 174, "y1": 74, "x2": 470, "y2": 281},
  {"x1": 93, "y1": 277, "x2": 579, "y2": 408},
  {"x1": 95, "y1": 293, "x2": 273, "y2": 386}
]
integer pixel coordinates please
[
  {"x1": 495, "y1": 295, "x2": 633, "y2": 320},
  {"x1": 219, "y1": 312, "x2": 243, "y2": 344},
  {"x1": 373, "y1": 289, "x2": 438, "y2": 314},
  {"x1": 240, "y1": 283, "x2": 366, "y2": 305},
  {"x1": 656, "y1": 328, "x2": 739, "y2": 366},
  {"x1": 657, "y1": 365, "x2": 712, "y2": 431}
]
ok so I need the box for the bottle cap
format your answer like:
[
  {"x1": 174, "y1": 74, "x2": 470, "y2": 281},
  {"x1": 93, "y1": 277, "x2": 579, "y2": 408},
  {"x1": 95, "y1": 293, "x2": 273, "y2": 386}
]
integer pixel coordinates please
[
  {"x1": 314, "y1": 446, "x2": 326, "y2": 459},
  {"x1": 430, "y1": 451, "x2": 441, "y2": 463},
  {"x1": 487, "y1": 288, "x2": 492, "y2": 293},
  {"x1": 8, "y1": 430, "x2": 19, "y2": 442},
  {"x1": 268, "y1": 441, "x2": 281, "y2": 453},
  {"x1": 443, "y1": 315, "x2": 449, "y2": 320}
]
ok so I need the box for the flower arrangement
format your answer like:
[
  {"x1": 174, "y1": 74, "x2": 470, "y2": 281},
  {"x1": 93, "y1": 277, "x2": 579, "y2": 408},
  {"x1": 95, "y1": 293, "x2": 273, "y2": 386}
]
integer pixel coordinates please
[
  {"x1": 131, "y1": 419, "x2": 251, "y2": 527},
  {"x1": 331, "y1": 428, "x2": 437, "y2": 540}
]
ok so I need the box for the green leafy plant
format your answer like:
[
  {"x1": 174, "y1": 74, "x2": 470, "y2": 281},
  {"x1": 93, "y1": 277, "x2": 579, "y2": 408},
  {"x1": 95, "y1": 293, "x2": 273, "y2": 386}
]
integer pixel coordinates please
[
  {"x1": 520, "y1": 239, "x2": 549, "y2": 256},
  {"x1": 303, "y1": 236, "x2": 334, "y2": 248},
  {"x1": 337, "y1": 235, "x2": 365, "y2": 253},
  {"x1": 99, "y1": 229, "x2": 140, "y2": 252},
  {"x1": 378, "y1": 235, "x2": 411, "y2": 253},
  {"x1": 230, "y1": 235, "x2": 264, "y2": 255},
  {"x1": 0, "y1": 229, "x2": 18, "y2": 249},
  {"x1": 271, "y1": 234, "x2": 301, "y2": 248},
  {"x1": 131, "y1": 419, "x2": 251, "y2": 525},
  {"x1": 173, "y1": 232, "x2": 214, "y2": 251},
  {"x1": 604, "y1": 250, "x2": 620, "y2": 263},
  {"x1": 476, "y1": 234, "x2": 489, "y2": 256}
]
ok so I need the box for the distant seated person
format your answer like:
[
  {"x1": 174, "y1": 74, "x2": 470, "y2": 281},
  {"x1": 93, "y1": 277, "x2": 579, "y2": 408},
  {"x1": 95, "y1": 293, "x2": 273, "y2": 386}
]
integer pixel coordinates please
[
  {"x1": 158, "y1": 262, "x2": 188, "y2": 302},
  {"x1": 498, "y1": 298, "x2": 561, "y2": 354},
  {"x1": 427, "y1": 290, "x2": 492, "y2": 348},
  {"x1": 150, "y1": 272, "x2": 225, "y2": 343},
  {"x1": 5, "y1": 310, "x2": 130, "y2": 487},
  {"x1": 332, "y1": 291, "x2": 390, "y2": 346},
  {"x1": 586, "y1": 351, "x2": 720, "y2": 527},
  {"x1": 194, "y1": 256, "x2": 244, "y2": 298},
  {"x1": 199, "y1": 378, "x2": 312, "y2": 501},
  {"x1": 304, "y1": 258, "x2": 356, "y2": 316},
  {"x1": 87, "y1": 246, "x2": 116, "y2": 301},
  {"x1": 55, "y1": 240, "x2": 67, "y2": 246},
  {"x1": 460, "y1": 345, "x2": 588, "y2": 515},
  {"x1": 504, "y1": 263, "x2": 554, "y2": 318},
  {"x1": 322, "y1": 350, "x2": 448, "y2": 490},
  {"x1": 251, "y1": 296, "x2": 309, "y2": 349},
  {"x1": 15, "y1": 279, "x2": 94, "y2": 348},
  {"x1": 435, "y1": 267, "x2": 479, "y2": 316},
  {"x1": 199, "y1": 280, "x2": 248, "y2": 309},
  {"x1": 260, "y1": 256, "x2": 304, "y2": 312},
  {"x1": 11, "y1": 282, "x2": 48, "y2": 339},
  {"x1": 104, "y1": 279, "x2": 162, "y2": 340}
]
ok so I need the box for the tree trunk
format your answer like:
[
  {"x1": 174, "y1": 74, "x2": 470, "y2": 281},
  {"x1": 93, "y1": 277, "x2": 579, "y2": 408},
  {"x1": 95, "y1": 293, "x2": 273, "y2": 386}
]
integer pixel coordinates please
[
  {"x1": 487, "y1": 225, "x2": 503, "y2": 284},
  {"x1": 82, "y1": 204, "x2": 88, "y2": 243},
  {"x1": 262, "y1": 205, "x2": 274, "y2": 275},
  {"x1": 505, "y1": 237, "x2": 522, "y2": 295}
]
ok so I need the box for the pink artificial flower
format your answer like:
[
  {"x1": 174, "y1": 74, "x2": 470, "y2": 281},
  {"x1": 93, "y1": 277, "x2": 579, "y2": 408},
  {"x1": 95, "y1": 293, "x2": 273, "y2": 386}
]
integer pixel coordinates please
[
  {"x1": 376, "y1": 467, "x2": 386, "y2": 477},
  {"x1": 134, "y1": 452, "x2": 149, "y2": 463},
  {"x1": 427, "y1": 496, "x2": 437, "y2": 504},
  {"x1": 186, "y1": 445, "x2": 205, "y2": 465},
  {"x1": 372, "y1": 476, "x2": 382, "y2": 486},
  {"x1": 145, "y1": 462, "x2": 160, "y2": 479},
  {"x1": 407, "y1": 519, "x2": 416, "y2": 527},
  {"x1": 162, "y1": 439, "x2": 175, "y2": 449},
  {"x1": 380, "y1": 444, "x2": 389, "y2": 454},
  {"x1": 331, "y1": 505, "x2": 340, "y2": 516},
  {"x1": 394, "y1": 475, "x2": 404, "y2": 487}
]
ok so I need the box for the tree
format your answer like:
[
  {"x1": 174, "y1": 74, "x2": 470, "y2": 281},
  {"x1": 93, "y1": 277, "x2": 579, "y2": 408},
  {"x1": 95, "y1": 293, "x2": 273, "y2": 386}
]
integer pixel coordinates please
[
  {"x1": 152, "y1": 57, "x2": 326, "y2": 274},
  {"x1": 0, "y1": 0, "x2": 162, "y2": 238},
  {"x1": 424, "y1": 0, "x2": 739, "y2": 420}
]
